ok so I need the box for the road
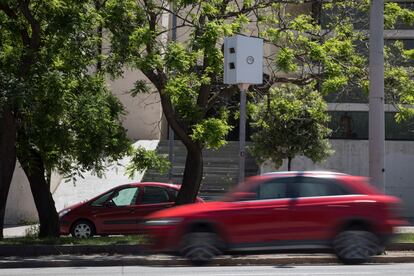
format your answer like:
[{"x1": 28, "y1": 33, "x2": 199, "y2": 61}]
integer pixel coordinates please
[{"x1": 2, "y1": 264, "x2": 414, "y2": 276}]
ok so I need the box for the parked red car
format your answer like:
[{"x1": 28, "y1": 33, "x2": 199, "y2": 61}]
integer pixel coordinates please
[
  {"x1": 142, "y1": 171, "x2": 406, "y2": 265},
  {"x1": 59, "y1": 182, "x2": 203, "y2": 238}
]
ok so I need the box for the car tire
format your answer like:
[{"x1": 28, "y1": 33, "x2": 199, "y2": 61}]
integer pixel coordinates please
[
  {"x1": 333, "y1": 230, "x2": 380, "y2": 264},
  {"x1": 71, "y1": 220, "x2": 95, "y2": 239},
  {"x1": 179, "y1": 232, "x2": 223, "y2": 266}
]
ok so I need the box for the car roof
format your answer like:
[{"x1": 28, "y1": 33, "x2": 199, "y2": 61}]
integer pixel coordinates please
[
  {"x1": 115, "y1": 182, "x2": 181, "y2": 190},
  {"x1": 262, "y1": 171, "x2": 348, "y2": 177}
]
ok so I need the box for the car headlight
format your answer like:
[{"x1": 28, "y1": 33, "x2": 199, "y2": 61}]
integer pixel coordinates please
[
  {"x1": 58, "y1": 209, "x2": 71, "y2": 218},
  {"x1": 144, "y1": 218, "x2": 183, "y2": 226}
]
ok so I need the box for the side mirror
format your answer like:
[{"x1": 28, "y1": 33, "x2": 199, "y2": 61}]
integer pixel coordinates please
[{"x1": 232, "y1": 191, "x2": 257, "y2": 201}]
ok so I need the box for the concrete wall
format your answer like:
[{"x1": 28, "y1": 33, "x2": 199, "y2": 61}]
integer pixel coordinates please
[
  {"x1": 5, "y1": 163, "x2": 61, "y2": 225},
  {"x1": 5, "y1": 163, "x2": 37, "y2": 225},
  {"x1": 260, "y1": 139, "x2": 414, "y2": 218},
  {"x1": 108, "y1": 69, "x2": 163, "y2": 140}
]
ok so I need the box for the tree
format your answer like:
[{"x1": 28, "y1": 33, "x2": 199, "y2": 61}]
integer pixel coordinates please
[
  {"x1": 250, "y1": 84, "x2": 333, "y2": 171},
  {"x1": 101, "y1": 0, "x2": 258, "y2": 204},
  {"x1": 0, "y1": 0, "x2": 131, "y2": 237}
]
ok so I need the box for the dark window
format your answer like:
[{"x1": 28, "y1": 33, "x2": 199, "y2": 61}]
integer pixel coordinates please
[
  {"x1": 329, "y1": 111, "x2": 414, "y2": 141},
  {"x1": 329, "y1": 111, "x2": 368, "y2": 139},
  {"x1": 168, "y1": 188, "x2": 179, "y2": 202},
  {"x1": 251, "y1": 178, "x2": 292, "y2": 200},
  {"x1": 90, "y1": 191, "x2": 114, "y2": 207},
  {"x1": 393, "y1": 2, "x2": 414, "y2": 30},
  {"x1": 321, "y1": 2, "x2": 414, "y2": 30},
  {"x1": 141, "y1": 186, "x2": 170, "y2": 204},
  {"x1": 295, "y1": 177, "x2": 351, "y2": 198}
]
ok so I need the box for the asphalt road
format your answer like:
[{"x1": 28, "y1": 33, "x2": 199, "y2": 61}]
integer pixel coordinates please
[{"x1": 3, "y1": 264, "x2": 414, "y2": 276}]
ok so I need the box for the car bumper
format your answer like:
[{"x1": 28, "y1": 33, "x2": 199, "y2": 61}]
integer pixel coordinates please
[{"x1": 59, "y1": 219, "x2": 71, "y2": 235}]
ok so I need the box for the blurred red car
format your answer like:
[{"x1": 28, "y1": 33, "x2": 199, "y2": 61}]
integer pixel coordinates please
[
  {"x1": 59, "y1": 182, "x2": 203, "y2": 238},
  {"x1": 142, "y1": 171, "x2": 407, "y2": 265}
]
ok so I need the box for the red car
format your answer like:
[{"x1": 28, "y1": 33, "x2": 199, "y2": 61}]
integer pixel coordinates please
[
  {"x1": 59, "y1": 182, "x2": 203, "y2": 238},
  {"x1": 142, "y1": 171, "x2": 407, "y2": 265}
]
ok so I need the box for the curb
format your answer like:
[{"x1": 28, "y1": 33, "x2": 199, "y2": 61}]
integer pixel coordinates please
[
  {"x1": 1, "y1": 252, "x2": 414, "y2": 268},
  {"x1": 0, "y1": 243, "x2": 412, "y2": 257}
]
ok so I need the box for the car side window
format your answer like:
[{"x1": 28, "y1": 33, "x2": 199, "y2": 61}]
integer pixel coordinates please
[
  {"x1": 296, "y1": 177, "x2": 351, "y2": 198},
  {"x1": 252, "y1": 178, "x2": 291, "y2": 200},
  {"x1": 111, "y1": 187, "x2": 140, "y2": 206},
  {"x1": 90, "y1": 191, "x2": 114, "y2": 207},
  {"x1": 141, "y1": 186, "x2": 170, "y2": 204},
  {"x1": 168, "y1": 188, "x2": 179, "y2": 202}
]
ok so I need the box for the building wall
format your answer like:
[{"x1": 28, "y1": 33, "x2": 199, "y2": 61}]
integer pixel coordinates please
[
  {"x1": 260, "y1": 139, "x2": 414, "y2": 217},
  {"x1": 108, "y1": 69, "x2": 163, "y2": 140},
  {"x1": 5, "y1": 163, "x2": 61, "y2": 225}
]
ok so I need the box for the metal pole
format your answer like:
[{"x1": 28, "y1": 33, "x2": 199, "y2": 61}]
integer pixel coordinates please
[
  {"x1": 238, "y1": 84, "x2": 249, "y2": 183},
  {"x1": 369, "y1": 0, "x2": 385, "y2": 191},
  {"x1": 168, "y1": 4, "x2": 177, "y2": 183}
]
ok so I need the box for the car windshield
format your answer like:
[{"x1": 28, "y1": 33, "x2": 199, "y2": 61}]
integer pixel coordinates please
[{"x1": 90, "y1": 191, "x2": 114, "y2": 207}]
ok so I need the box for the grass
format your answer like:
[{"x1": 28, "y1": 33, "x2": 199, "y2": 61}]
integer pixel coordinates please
[
  {"x1": 0, "y1": 235, "x2": 144, "y2": 246},
  {"x1": 395, "y1": 233, "x2": 414, "y2": 243}
]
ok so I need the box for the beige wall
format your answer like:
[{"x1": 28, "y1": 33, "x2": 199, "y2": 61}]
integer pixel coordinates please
[
  {"x1": 108, "y1": 69, "x2": 163, "y2": 140},
  {"x1": 5, "y1": 163, "x2": 37, "y2": 225}
]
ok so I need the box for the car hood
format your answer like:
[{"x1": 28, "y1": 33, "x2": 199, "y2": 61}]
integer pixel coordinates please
[
  {"x1": 146, "y1": 201, "x2": 230, "y2": 220},
  {"x1": 59, "y1": 201, "x2": 87, "y2": 212}
]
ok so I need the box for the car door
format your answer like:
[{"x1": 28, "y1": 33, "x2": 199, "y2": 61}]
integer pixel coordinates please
[
  {"x1": 93, "y1": 186, "x2": 141, "y2": 234},
  {"x1": 288, "y1": 176, "x2": 352, "y2": 243},
  {"x1": 133, "y1": 186, "x2": 175, "y2": 218},
  {"x1": 224, "y1": 177, "x2": 295, "y2": 247}
]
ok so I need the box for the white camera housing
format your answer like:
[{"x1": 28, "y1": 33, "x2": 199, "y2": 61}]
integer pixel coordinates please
[{"x1": 223, "y1": 35, "x2": 263, "y2": 85}]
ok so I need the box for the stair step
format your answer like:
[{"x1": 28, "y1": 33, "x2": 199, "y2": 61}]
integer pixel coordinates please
[{"x1": 142, "y1": 141, "x2": 259, "y2": 196}]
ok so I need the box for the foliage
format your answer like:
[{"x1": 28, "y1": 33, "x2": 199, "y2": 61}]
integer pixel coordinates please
[
  {"x1": 0, "y1": 0, "x2": 131, "y2": 180},
  {"x1": 250, "y1": 84, "x2": 333, "y2": 169},
  {"x1": 126, "y1": 147, "x2": 170, "y2": 179}
]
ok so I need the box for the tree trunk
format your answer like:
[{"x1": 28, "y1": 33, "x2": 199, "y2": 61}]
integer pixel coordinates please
[
  {"x1": 0, "y1": 108, "x2": 17, "y2": 239},
  {"x1": 287, "y1": 157, "x2": 292, "y2": 171},
  {"x1": 175, "y1": 142, "x2": 203, "y2": 205},
  {"x1": 17, "y1": 146, "x2": 59, "y2": 238}
]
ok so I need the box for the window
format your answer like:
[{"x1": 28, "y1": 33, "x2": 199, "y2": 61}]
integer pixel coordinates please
[
  {"x1": 253, "y1": 178, "x2": 291, "y2": 200},
  {"x1": 141, "y1": 186, "x2": 170, "y2": 204},
  {"x1": 90, "y1": 191, "x2": 114, "y2": 207},
  {"x1": 329, "y1": 111, "x2": 414, "y2": 141},
  {"x1": 295, "y1": 177, "x2": 350, "y2": 198},
  {"x1": 111, "y1": 187, "x2": 139, "y2": 206},
  {"x1": 168, "y1": 188, "x2": 179, "y2": 202}
]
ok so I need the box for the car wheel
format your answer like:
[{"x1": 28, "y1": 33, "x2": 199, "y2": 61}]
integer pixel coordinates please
[
  {"x1": 179, "y1": 232, "x2": 223, "y2": 266},
  {"x1": 333, "y1": 230, "x2": 380, "y2": 264},
  {"x1": 71, "y1": 220, "x2": 95, "y2": 239}
]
